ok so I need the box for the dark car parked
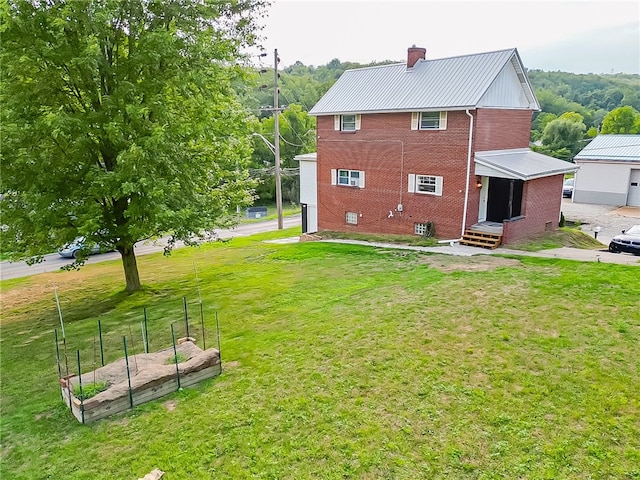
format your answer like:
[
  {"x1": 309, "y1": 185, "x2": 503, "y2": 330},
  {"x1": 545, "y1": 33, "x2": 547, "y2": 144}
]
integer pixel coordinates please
[{"x1": 608, "y1": 225, "x2": 640, "y2": 255}]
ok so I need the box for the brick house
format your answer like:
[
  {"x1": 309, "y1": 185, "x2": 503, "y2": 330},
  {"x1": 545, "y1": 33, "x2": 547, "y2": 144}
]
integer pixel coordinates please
[{"x1": 298, "y1": 47, "x2": 578, "y2": 246}]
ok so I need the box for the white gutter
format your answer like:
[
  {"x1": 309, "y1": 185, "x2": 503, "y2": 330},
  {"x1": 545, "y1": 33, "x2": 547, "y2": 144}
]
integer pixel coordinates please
[
  {"x1": 461, "y1": 109, "x2": 474, "y2": 237},
  {"x1": 437, "y1": 109, "x2": 474, "y2": 244}
]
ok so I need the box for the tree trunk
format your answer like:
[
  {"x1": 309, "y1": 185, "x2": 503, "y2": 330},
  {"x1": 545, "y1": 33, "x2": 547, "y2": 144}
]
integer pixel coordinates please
[{"x1": 119, "y1": 244, "x2": 141, "y2": 292}]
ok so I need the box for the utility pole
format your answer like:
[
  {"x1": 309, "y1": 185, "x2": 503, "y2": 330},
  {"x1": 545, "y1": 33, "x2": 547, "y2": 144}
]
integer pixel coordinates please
[{"x1": 273, "y1": 49, "x2": 283, "y2": 230}]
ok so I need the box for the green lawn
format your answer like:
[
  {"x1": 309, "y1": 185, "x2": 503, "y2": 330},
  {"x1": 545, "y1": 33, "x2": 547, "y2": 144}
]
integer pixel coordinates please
[{"x1": 1, "y1": 228, "x2": 638, "y2": 479}]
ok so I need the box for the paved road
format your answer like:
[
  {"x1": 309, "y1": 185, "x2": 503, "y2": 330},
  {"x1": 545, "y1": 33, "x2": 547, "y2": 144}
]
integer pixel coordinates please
[
  {"x1": 3, "y1": 203, "x2": 638, "y2": 281},
  {"x1": 0, "y1": 215, "x2": 301, "y2": 281}
]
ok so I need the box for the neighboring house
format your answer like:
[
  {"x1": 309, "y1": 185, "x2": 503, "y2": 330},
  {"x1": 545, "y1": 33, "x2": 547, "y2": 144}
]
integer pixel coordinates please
[
  {"x1": 299, "y1": 46, "x2": 578, "y2": 246},
  {"x1": 572, "y1": 134, "x2": 640, "y2": 206}
]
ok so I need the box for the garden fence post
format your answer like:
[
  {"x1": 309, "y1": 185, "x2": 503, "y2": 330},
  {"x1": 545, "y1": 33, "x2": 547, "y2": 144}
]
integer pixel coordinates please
[
  {"x1": 98, "y1": 320, "x2": 105, "y2": 366},
  {"x1": 76, "y1": 350, "x2": 85, "y2": 424},
  {"x1": 123, "y1": 336, "x2": 134, "y2": 408},
  {"x1": 55, "y1": 329, "x2": 63, "y2": 400},
  {"x1": 200, "y1": 302, "x2": 206, "y2": 350},
  {"x1": 143, "y1": 307, "x2": 149, "y2": 354},
  {"x1": 54, "y1": 329, "x2": 62, "y2": 380},
  {"x1": 216, "y1": 311, "x2": 221, "y2": 359},
  {"x1": 171, "y1": 324, "x2": 181, "y2": 390},
  {"x1": 183, "y1": 297, "x2": 190, "y2": 339},
  {"x1": 216, "y1": 311, "x2": 222, "y2": 374},
  {"x1": 63, "y1": 337, "x2": 71, "y2": 409}
]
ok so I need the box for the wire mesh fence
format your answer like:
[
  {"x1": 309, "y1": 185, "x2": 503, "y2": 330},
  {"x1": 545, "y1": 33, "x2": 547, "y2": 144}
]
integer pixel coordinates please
[{"x1": 54, "y1": 297, "x2": 222, "y2": 423}]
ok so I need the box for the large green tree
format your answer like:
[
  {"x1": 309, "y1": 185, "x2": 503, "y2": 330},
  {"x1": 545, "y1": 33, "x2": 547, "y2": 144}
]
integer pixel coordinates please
[
  {"x1": 600, "y1": 106, "x2": 640, "y2": 134},
  {"x1": 536, "y1": 112, "x2": 587, "y2": 160},
  {"x1": 1, "y1": 0, "x2": 266, "y2": 292}
]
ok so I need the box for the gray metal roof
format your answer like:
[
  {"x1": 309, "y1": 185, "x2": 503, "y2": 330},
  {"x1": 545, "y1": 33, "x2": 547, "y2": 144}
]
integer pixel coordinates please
[
  {"x1": 475, "y1": 149, "x2": 579, "y2": 181},
  {"x1": 573, "y1": 134, "x2": 640, "y2": 162},
  {"x1": 309, "y1": 48, "x2": 539, "y2": 115}
]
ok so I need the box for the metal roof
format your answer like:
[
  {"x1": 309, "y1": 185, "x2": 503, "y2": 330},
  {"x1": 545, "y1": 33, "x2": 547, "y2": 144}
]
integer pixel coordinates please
[
  {"x1": 475, "y1": 149, "x2": 579, "y2": 181},
  {"x1": 573, "y1": 134, "x2": 640, "y2": 162},
  {"x1": 309, "y1": 48, "x2": 538, "y2": 115}
]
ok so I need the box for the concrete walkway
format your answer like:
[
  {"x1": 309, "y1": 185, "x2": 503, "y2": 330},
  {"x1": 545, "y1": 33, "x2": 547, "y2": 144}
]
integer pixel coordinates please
[
  {"x1": 318, "y1": 239, "x2": 640, "y2": 266},
  {"x1": 268, "y1": 202, "x2": 640, "y2": 266},
  {"x1": 268, "y1": 236, "x2": 639, "y2": 266}
]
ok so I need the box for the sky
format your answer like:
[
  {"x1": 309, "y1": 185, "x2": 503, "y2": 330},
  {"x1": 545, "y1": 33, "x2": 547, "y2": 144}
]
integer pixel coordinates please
[{"x1": 252, "y1": 0, "x2": 640, "y2": 74}]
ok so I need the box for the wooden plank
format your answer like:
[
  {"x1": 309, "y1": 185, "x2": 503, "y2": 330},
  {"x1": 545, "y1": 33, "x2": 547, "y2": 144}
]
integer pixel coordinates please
[
  {"x1": 138, "y1": 468, "x2": 164, "y2": 480},
  {"x1": 62, "y1": 364, "x2": 222, "y2": 423}
]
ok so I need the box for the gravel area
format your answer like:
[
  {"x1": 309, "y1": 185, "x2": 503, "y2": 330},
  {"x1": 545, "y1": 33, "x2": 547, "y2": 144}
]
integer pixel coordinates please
[{"x1": 560, "y1": 198, "x2": 640, "y2": 246}]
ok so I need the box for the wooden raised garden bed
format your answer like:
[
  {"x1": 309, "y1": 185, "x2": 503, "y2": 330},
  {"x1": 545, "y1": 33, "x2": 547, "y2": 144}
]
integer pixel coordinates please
[{"x1": 60, "y1": 340, "x2": 220, "y2": 423}]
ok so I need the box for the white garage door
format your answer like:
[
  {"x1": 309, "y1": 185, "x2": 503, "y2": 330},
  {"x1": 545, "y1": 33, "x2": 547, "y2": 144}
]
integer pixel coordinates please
[{"x1": 628, "y1": 169, "x2": 640, "y2": 206}]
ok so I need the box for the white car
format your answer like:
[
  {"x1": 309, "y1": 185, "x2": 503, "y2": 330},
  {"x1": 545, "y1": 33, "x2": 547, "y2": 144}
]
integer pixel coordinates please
[
  {"x1": 562, "y1": 178, "x2": 574, "y2": 198},
  {"x1": 58, "y1": 237, "x2": 102, "y2": 259}
]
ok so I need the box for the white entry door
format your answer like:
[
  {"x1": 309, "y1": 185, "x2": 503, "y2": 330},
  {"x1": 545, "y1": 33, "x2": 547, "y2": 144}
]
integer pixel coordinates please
[
  {"x1": 478, "y1": 176, "x2": 489, "y2": 221},
  {"x1": 628, "y1": 169, "x2": 640, "y2": 206}
]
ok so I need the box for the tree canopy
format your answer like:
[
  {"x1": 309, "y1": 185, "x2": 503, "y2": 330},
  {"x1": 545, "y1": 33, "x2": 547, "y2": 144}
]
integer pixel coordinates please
[
  {"x1": 601, "y1": 106, "x2": 640, "y2": 134},
  {"x1": 1, "y1": 0, "x2": 267, "y2": 291}
]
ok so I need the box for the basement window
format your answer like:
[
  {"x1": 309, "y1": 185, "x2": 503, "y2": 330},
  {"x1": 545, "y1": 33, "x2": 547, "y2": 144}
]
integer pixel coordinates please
[
  {"x1": 346, "y1": 212, "x2": 358, "y2": 225},
  {"x1": 414, "y1": 223, "x2": 427, "y2": 235}
]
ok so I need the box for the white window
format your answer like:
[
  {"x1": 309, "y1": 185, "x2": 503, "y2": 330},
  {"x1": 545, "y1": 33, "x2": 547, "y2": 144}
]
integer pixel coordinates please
[
  {"x1": 346, "y1": 212, "x2": 358, "y2": 224},
  {"x1": 334, "y1": 114, "x2": 361, "y2": 132},
  {"x1": 411, "y1": 111, "x2": 447, "y2": 130},
  {"x1": 331, "y1": 169, "x2": 365, "y2": 188},
  {"x1": 408, "y1": 173, "x2": 443, "y2": 196},
  {"x1": 342, "y1": 114, "x2": 356, "y2": 131}
]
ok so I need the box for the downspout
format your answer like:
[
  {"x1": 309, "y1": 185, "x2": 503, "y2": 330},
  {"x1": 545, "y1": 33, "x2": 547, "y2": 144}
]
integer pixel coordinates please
[{"x1": 438, "y1": 108, "x2": 474, "y2": 244}]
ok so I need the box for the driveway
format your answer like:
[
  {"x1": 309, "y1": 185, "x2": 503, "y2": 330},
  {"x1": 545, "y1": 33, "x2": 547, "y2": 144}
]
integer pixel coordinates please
[{"x1": 560, "y1": 198, "x2": 640, "y2": 246}]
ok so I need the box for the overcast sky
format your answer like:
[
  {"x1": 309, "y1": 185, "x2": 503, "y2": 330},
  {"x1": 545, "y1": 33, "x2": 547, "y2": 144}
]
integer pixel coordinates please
[{"x1": 253, "y1": 0, "x2": 640, "y2": 74}]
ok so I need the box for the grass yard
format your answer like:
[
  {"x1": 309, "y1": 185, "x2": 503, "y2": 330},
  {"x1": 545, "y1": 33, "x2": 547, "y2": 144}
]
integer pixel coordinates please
[{"x1": 1, "y1": 228, "x2": 639, "y2": 479}]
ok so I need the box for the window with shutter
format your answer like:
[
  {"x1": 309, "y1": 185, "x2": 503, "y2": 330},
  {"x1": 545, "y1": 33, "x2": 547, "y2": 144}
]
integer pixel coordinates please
[
  {"x1": 408, "y1": 173, "x2": 443, "y2": 196},
  {"x1": 336, "y1": 169, "x2": 365, "y2": 188}
]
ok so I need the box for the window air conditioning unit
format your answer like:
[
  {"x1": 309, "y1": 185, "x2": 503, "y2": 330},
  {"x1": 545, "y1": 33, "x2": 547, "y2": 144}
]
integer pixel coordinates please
[{"x1": 350, "y1": 179, "x2": 358, "y2": 186}]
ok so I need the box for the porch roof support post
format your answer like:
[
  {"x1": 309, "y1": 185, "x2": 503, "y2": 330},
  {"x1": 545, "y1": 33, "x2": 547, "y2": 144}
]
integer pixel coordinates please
[{"x1": 507, "y1": 179, "x2": 514, "y2": 220}]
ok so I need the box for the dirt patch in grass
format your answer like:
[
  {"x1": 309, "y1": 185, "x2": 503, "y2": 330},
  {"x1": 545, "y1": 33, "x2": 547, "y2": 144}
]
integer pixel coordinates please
[
  {"x1": 417, "y1": 254, "x2": 521, "y2": 273},
  {"x1": 1, "y1": 266, "x2": 122, "y2": 322}
]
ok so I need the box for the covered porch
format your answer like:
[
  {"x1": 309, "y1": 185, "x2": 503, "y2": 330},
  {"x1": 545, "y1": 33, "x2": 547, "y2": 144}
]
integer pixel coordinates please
[{"x1": 461, "y1": 149, "x2": 579, "y2": 248}]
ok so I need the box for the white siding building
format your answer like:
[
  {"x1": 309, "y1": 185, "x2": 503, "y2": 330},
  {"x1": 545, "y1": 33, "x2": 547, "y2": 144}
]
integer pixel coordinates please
[
  {"x1": 573, "y1": 135, "x2": 640, "y2": 206},
  {"x1": 295, "y1": 152, "x2": 318, "y2": 233}
]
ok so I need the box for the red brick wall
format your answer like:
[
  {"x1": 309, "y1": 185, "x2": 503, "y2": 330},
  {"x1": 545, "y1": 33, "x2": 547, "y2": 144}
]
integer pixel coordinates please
[
  {"x1": 502, "y1": 175, "x2": 564, "y2": 244},
  {"x1": 473, "y1": 109, "x2": 533, "y2": 151},
  {"x1": 315, "y1": 108, "x2": 535, "y2": 239}
]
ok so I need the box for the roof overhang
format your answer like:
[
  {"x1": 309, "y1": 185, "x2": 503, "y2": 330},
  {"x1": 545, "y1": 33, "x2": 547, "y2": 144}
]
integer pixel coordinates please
[
  {"x1": 308, "y1": 106, "x2": 478, "y2": 117},
  {"x1": 475, "y1": 149, "x2": 579, "y2": 181},
  {"x1": 294, "y1": 152, "x2": 317, "y2": 162},
  {"x1": 574, "y1": 157, "x2": 640, "y2": 163}
]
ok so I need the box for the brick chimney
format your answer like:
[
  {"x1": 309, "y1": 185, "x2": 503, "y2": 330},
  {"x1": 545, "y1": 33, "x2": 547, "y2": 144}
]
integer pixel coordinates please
[{"x1": 407, "y1": 45, "x2": 426, "y2": 68}]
